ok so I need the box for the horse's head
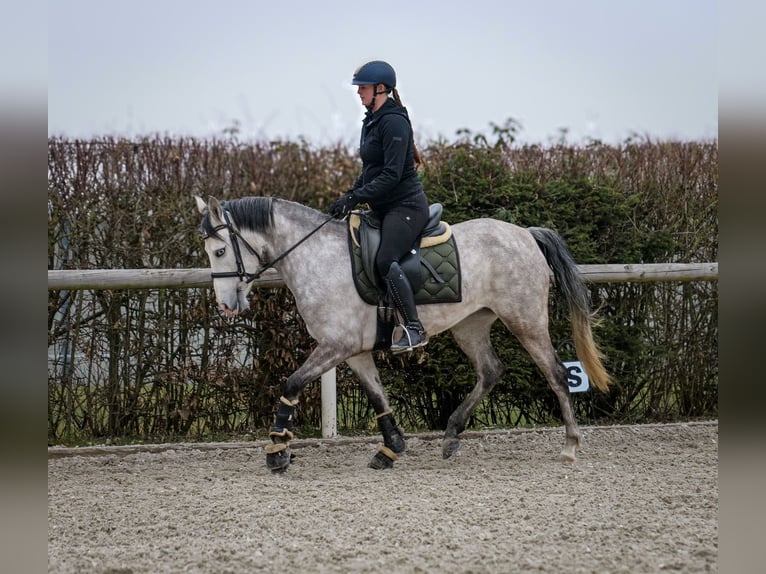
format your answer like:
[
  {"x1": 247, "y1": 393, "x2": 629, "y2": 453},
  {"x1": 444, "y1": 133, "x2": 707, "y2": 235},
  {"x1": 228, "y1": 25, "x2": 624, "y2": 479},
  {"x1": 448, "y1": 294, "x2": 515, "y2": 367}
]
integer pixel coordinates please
[{"x1": 195, "y1": 195, "x2": 253, "y2": 316}]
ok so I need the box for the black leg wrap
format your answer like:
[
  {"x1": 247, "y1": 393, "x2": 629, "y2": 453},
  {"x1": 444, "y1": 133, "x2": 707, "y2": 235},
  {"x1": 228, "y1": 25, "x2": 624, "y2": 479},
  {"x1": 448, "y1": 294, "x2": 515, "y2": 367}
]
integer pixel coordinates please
[
  {"x1": 377, "y1": 413, "x2": 406, "y2": 454},
  {"x1": 266, "y1": 397, "x2": 298, "y2": 472},
  {"x1": 368, "y1": 446, "x2": 398, "y2": 470},
  {"x1": 269, "y1": 398, "x2": 296, "y2": 440}
]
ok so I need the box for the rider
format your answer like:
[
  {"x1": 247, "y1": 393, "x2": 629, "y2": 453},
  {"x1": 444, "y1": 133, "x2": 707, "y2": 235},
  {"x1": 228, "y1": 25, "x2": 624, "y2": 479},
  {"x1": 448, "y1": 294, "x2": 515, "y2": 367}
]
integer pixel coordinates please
[{"x1": 328, "y1": 60, "x2": 429, "y2": 353}]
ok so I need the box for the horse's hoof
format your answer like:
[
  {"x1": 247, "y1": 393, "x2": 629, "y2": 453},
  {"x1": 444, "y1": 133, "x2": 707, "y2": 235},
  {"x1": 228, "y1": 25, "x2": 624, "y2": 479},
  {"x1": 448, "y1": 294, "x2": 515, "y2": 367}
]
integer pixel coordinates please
[
  {"x1": 558, "y1": 451, "x2": 576, "y2": 463},
  {"x1": 442, "y1": 439, "x2": 461, "y2": 459},
  {"x1": 368, "y1": 446, "x2": 397, "y2": 470},
  {"x1": 267, "y1": 451, "x2": 291, "y2": 472},
  {"x1": 558, "y1": 435, "x2": 579, "y2": 462},
  {"x1": 265, "y1": 443, "x2": 292, "y2": 472}
]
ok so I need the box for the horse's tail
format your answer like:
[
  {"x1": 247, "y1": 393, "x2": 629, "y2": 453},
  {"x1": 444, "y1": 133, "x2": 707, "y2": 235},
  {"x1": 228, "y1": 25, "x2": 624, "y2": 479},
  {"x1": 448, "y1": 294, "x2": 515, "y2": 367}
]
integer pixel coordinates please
[{"x1": 528, "y1": 227, "x2": 612, "y2": 392}]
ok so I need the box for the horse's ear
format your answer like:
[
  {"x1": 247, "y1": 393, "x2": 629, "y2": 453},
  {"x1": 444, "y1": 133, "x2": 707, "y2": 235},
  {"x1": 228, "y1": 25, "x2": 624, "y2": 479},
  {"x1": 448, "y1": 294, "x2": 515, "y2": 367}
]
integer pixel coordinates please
[
  {"x1": 194, "y1": 195, "x2": 207, "y2": 215},
  {"x1": 207, "y1": 196, "x2": 224, "y2": 223}
]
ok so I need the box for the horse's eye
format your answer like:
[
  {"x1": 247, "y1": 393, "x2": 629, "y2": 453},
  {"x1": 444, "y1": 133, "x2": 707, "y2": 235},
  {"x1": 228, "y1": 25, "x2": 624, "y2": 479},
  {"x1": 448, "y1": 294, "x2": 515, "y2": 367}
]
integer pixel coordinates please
[{"x1": 215, "y1": 247, "x2": 226, "y2": 257}]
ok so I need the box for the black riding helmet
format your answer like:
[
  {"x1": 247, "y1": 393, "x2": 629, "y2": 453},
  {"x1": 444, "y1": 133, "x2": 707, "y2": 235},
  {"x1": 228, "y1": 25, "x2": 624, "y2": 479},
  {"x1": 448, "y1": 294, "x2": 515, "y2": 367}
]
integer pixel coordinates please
[{"x1": 352, "y1": 61, "x2": 396, "y2": 109}]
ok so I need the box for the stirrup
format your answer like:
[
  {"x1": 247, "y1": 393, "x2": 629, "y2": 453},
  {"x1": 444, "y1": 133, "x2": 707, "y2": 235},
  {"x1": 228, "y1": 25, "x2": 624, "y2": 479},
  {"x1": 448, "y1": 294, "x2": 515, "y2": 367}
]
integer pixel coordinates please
[{"x1": 391, "y1": 323, "x2": 428, "y2": 354}]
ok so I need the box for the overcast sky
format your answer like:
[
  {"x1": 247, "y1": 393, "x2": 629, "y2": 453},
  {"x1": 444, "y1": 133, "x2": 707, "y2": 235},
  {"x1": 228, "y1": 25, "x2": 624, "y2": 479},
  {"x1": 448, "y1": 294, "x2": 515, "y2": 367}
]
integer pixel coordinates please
[{"x1": 47, "y1": 0, "x2": 717, "y2": 146}]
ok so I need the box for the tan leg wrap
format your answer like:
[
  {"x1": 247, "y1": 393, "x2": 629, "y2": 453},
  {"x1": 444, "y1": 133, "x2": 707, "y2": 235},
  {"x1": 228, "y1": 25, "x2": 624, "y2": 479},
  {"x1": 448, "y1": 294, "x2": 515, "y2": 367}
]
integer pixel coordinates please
[
  {"x1": 375, "y1": 410, "x2": 392, "y2": 419},
  {"x1": 280, "y1": 396, "x2": 299, "y2": 406},
  {"x1": 269, "y1": 428, "x2": 294, "y2": 440},
  {"x1": 377, "y1": 446, "x2": 398, "y2": 461},
  {"x1": 264, "y1": 442, "x2": 289, "y2": 454}
]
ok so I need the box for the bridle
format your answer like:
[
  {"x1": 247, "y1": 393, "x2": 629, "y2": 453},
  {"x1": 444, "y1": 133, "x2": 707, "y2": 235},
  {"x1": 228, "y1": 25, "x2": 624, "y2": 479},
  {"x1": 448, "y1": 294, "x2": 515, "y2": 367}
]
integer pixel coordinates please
[{"x1": 203, "y1": 209, "x2": 334, "y2": 283}]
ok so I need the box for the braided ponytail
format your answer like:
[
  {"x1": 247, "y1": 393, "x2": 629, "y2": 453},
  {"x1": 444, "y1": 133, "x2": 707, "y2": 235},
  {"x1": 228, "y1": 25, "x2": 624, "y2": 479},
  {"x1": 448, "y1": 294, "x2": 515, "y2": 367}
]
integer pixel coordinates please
[{"x1": 391, "y1": 88, "x2": 423, "y2": 167}]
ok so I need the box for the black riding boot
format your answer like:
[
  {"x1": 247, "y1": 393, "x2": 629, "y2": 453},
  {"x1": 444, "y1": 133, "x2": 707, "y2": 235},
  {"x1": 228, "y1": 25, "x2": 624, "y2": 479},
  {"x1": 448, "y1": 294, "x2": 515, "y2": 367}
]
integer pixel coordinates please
[{"x1": 384, "y1": 262, "x2": 427, "y2": 353}]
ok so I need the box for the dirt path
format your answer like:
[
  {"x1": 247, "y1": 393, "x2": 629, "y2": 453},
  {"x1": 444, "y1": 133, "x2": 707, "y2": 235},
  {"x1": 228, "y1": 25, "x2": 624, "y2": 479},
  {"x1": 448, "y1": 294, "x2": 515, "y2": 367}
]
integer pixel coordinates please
[{"x1": 48, "y1": 422, "x2": 718, "y2": 573}]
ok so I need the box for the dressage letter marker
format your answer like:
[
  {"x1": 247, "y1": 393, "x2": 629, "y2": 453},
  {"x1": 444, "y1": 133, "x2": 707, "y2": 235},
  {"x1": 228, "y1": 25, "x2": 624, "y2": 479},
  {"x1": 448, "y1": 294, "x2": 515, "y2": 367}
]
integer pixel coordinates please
[{"x1": 564, "y1": 361, "x2": 590, "y2": 393}]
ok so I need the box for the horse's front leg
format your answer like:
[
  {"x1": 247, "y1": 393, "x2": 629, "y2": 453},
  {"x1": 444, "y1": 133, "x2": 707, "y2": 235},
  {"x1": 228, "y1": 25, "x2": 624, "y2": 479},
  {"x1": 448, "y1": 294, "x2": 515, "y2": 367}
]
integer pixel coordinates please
[
  {"x1": 264, "y1": 395, "x2": 299, "y2": 472},
  {"x1": 265, "y1": 345, "x2": 341, "y2": 473},
  {"x1": 345, "y1": 353, "x2": 406, "y2": 470}
]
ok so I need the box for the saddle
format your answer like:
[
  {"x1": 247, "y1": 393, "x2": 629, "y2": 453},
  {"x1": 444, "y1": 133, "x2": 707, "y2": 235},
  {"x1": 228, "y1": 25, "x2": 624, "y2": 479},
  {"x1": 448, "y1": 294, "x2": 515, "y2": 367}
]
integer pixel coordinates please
[{"x1": 347, "y1": 203, "x2": 462, "y2": 307}]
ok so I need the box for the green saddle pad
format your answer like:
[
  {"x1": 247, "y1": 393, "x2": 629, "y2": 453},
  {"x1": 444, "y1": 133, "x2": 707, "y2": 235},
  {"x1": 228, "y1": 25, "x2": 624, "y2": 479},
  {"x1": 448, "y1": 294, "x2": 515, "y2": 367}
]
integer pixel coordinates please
[{"x1": 348, "y1": 225, "x2": 462, "y2": 306}]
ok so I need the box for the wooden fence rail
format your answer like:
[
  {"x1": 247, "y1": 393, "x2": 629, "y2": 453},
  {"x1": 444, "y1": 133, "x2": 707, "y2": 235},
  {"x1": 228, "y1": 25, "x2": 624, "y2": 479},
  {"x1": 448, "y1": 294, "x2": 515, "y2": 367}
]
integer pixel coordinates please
[
  {"x1": 47, "y1": 262, "x2": 718, "y2": 439},
  {"x1": 47, "y1": 263, "x2": 718, "y2": 291}
]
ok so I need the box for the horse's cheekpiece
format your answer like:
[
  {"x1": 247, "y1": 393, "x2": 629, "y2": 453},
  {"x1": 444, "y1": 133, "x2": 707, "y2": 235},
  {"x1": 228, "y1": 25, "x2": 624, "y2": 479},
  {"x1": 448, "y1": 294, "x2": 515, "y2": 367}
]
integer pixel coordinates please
[{"x1": 347, "y1": 204, "x2": 462, "y2": 307}]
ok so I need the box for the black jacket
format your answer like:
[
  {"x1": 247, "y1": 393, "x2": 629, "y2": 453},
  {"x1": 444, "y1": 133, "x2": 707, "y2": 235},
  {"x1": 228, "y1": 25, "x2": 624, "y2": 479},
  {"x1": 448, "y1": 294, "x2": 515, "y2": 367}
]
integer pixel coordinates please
[{"x1": 352, "y1": 98, "x2": 425, "y2": 212}]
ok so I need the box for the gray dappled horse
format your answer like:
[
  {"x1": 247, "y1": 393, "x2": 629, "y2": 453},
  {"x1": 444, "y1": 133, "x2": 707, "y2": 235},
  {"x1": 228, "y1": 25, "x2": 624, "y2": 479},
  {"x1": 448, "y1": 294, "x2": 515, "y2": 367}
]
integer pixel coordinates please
[{"x1": 195, "y1": 195, "x2": 611, "y2": 472}]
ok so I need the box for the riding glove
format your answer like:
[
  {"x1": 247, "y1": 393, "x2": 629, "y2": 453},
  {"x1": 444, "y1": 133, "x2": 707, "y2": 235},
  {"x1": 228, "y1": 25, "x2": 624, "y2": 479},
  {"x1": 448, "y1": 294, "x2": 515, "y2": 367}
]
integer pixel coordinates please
[{"x1": 328, "y1": 190, "x2": 359, "y2": 218}]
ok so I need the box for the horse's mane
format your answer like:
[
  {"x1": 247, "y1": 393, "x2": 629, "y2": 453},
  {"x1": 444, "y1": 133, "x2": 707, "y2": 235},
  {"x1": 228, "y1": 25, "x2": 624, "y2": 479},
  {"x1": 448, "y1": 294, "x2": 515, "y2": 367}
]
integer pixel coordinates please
[{"x1": 201, "y1": 196, "x2": 274, "y2": 238}]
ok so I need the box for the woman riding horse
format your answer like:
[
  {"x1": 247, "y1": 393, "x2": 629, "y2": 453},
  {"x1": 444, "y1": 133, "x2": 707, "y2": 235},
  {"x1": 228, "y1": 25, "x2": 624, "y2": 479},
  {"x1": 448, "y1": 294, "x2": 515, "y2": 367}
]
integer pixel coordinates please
[{"x1": 328, "y1": 60, "x2": 429, "y2": 354}]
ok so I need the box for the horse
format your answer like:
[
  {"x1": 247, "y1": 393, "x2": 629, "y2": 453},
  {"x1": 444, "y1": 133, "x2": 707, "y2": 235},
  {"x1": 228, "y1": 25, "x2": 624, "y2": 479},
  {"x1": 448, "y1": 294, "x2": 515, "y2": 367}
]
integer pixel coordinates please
[{"x1": 195, "y1": 195, "x2": 611, "y2": 472}]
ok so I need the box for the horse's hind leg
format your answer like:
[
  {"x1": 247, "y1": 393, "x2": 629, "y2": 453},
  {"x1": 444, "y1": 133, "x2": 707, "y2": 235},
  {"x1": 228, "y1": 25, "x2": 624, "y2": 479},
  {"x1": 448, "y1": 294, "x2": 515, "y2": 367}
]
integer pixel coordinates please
[
  {"x1": 345, "y1": 353, "x2": 406, "y2": 470},
  {"x1": 443, "y1": 310, "x2": 504, "y2": 459},
  {"x1": 511, "y1": 326, "x2": 582, "y2": 462}
]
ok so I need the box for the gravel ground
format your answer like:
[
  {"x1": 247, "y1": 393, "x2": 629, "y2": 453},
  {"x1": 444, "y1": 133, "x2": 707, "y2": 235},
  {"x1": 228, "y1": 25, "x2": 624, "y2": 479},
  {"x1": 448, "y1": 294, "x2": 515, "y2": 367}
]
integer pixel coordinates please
[{"x1": 48, "y1": 421, "x2": 718, "y2": 573}]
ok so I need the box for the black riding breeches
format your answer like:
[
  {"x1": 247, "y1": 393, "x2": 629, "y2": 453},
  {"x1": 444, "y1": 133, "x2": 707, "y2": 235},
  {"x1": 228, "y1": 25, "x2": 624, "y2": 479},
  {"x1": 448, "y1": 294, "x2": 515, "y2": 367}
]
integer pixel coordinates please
[{"x1": 374, "y1": 194, "x2": 429, "y2": 278}]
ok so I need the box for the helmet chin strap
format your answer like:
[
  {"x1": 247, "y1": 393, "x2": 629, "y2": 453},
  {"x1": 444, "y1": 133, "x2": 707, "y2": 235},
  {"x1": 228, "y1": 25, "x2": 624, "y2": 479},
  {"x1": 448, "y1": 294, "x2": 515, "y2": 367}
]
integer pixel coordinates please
[{"x1": 367, "y1": 84, "x2": 389, "y2": 111}]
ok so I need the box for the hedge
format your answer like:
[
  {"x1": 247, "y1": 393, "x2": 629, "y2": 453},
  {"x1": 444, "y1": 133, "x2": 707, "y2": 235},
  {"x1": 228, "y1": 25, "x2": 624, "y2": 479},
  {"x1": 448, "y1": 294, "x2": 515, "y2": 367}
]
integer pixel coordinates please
[{"x1": 47, "y1": 130, "x2": 717, "y2": 444}]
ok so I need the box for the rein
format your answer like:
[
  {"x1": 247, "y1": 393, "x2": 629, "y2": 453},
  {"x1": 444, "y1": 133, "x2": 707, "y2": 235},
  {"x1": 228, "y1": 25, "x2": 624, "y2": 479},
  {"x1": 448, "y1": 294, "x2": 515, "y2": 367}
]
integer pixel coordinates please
[{"x1": 206, "y1": 210, "x2": 335, "y2": 283}]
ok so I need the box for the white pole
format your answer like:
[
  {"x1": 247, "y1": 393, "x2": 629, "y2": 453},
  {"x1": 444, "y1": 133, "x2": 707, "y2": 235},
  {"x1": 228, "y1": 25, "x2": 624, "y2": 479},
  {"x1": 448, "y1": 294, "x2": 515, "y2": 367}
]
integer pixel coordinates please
[{"x1": 320, "y1": 369, "x2": 337, "y2": 438}]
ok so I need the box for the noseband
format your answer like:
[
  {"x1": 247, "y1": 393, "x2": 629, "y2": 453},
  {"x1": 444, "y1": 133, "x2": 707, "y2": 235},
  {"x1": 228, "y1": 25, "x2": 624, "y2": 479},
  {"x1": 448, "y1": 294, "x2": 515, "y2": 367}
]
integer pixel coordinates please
[{"x1": 203, "y1": 209, "x2": 334, "y2": 284}]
